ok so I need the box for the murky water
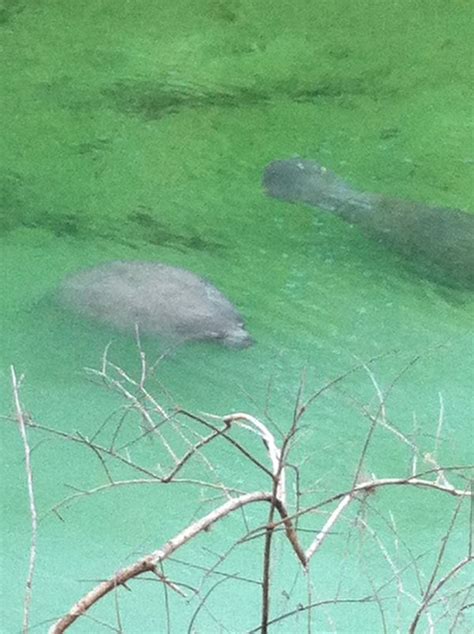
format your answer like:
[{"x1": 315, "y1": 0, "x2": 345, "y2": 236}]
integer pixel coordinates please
[{"x1": 1, "y1": 2, "x2": 473, "y2": 632}]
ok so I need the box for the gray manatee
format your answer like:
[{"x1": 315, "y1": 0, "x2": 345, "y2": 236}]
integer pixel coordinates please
[
  {"x1": 58, "y1": 261, "x2": 253, "y2": 348},
  {"x1": 263, "y1": 158, "x2": 474, "y2": 289}
]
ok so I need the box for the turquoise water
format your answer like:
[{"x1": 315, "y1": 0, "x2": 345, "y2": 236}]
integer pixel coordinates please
[{"x1": 1, "y1": 1, "x2": 473, "y2": 632}]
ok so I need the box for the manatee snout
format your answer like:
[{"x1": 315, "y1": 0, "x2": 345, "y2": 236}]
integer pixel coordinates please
[
  {"x1": 263, "y1": 159, "x2": 315, "y2": 202},
  {"x1": 57, "y1": 261, "x2": 253, "y2": 349},
  {"x1": 220, "y1": 327, "x2": 254, "y2": 349},
  {"x1": 263, "y1": 158, "x2": 373, "y2": 213}
]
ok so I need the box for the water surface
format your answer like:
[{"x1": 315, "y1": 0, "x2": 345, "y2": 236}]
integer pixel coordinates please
[{"x1": 1, "y1": 1, "x2": 473, "y2": 632}]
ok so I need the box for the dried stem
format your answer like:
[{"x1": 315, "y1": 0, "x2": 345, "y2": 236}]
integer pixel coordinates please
[
  {"x1": 408, "y1": 556, "x2": 474, "y2": 633},
  {"x1": 48, "y1": 492, "x2": 274, "y2": 633},
  {"x1": 11, "y1": 366, "x2": 38, "y2": 634},
  {"x1": 305, "y1": 493, "x2": 353, "y2": 561}
]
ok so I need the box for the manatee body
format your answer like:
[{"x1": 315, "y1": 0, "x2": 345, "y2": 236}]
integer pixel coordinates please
[
  {"x1": 58, "y1": 261, "x2": 253, "y2": 348},
  {"x1": 263, "y1": 158, "x2": 474, "y2": 289}
]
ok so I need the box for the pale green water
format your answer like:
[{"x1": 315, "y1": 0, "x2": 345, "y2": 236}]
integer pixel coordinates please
[{"x1": 1, "y1": 1, "x2": 473, "y2": 632}]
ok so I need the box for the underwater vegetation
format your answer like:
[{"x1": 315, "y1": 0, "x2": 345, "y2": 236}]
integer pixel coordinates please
[
  {"x1": 100, "y1": 70, "x2": 395, "y2": 123},
  {"x1": 125, "y1": 208, "x2": 225, "y2": 253},
  {"x1": 0, "y1": 172, "x2": 223, "y2": 252},
  {"x1": 0, "y1": 0, "x2": 26, "y2": 26},
  {"x1": 102, "y1": 77, "x2": 268, "y2": 121}
]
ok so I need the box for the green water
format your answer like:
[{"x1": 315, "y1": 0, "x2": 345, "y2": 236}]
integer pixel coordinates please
[{"x1": 1, "y1": 1, "x2": 473, "y2": 632}]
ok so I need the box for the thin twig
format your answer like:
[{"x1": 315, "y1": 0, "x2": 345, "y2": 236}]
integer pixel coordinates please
[
  {"x1": 181, "y1": 410, "x2": 274, "y2": 479},
  {"x1": 409, "y1": 556, "x2": 474, "y2": 633},
  {"x1": 42, "y1": 478, "x2": 247, "y2": 522},
  {"x1": 448, "y1": 584, "x2": 473, "y2": 633},
  {"x1": 305, "y1": 494, "x2": 353, "y2": 561},
  {"x1": 469, "y1": 479, "x2": 473, "y2": 558},
  {"x1": 171, "y1": 555, "x2": 260, "y2": 587},
  {"x1": 7, "y1": 350, "x2": 472, "y2": 634},
  {"x1": 223, "y1": 413, "x2": 285, "y2": 504},
  {"x1": 11, "y1": 366, "x2": 38, "y2": 634},
  {"x1": 48, "y1": 492, "x2": 274, "y2": 633},
  {"x1": 249, "y1": 595, "x2": 378, "y2": 633},
  {"x1": 423, "y1": 491, "x2": 466, "y2": 602},
  {"x1": 257, "y1": 468, "x2": 474, "y2": 537},
  {"x1": 113, "y1": 583, "x2": 122, "y2": 633},
  {"x1": 187, "y1": 576, "x2": 231, "y2": 634}
]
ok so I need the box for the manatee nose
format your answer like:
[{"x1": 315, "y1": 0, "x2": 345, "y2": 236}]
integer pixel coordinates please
[
  {"x1": 223, "y1": 332, "x2": 255, "y2": 348},
  {"x1": 240, "y1": 334, "x2": 255, "y2": 348},
  {"x1": 262, "y1": 160, "x2": 307, "y2": 201}
]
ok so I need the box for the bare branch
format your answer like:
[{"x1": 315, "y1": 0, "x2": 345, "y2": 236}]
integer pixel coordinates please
[
  {"x1": 48, "y1": 492, "x2": 273, "y2": 633},
  {"x1": 42, "y1": 478, "x2": 248, "y2": 522},
  {"x1": 180, "y1": 409, "x2": 274, "y2": 479},
  {"x1": 162, "y1": 424, "x2": 229, "y2": 483},
  {"x1": 6, "y1": 350, "x2": 471, "y2": 633},
  {"x1": 152, "y1": 567, "x2": 187, "y2": 597},
  {"x1": 305, "y1": 493, "x2": 353, "y2": 562},
  {"x1": 423, "y1": 491, "x2": 467, "y2": 601},
  {"x1": 409, "y1": 556, "x2": 474, "y2": 633},
  {"x1": 187, "y1": 576, "x2": 232, "y2": 634},
  {"x1": 223, "y1": 413, "x2": 285, "y2": 504},
  {"x1": 11, "y1": 366, "x2": 38, "y2": 634},
  {"x1": 469, "y1": 479, "x2": 473, "y2": 558},
  {"x1": 113, "y1": 583, "x2": 122, "y2": 633},
  {"x1": 267, "y1": 469, "x2": 474, "y2": 535},
  {"x1": 249, "y1": 595, "x2": 379, "y2": 633},
  {"x1": 448, "y1": 585, "x2": 474, "y2": 633},
  {"x1": 352, "y1": 355, "x2": 420, "y2": 487}
]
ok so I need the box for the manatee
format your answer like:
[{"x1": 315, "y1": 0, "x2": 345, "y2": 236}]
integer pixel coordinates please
[
  {"x1": 263, "y1": 158, "x2": 474, "y2": 289},
  {"x1": 57, "y1": 261, "x2": 253, "y2": 348}
]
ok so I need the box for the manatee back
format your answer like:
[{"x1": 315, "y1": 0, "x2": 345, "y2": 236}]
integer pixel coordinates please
[
  {"x1": 263, "y1": 158, "x2": 474, "y2": 289},
  {"x1": 358, "y1": 198, "x2": 474, "y2": 288},
  {"x1": 58, "y1": 261, "x2": 253, "y2": 347}
]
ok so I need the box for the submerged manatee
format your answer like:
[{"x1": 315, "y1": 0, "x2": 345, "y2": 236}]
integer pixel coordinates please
[
  {"x1": 263, "y1": 158, "x2": 474, "y2": 288},
  {"x1": 58, "y1": 261, "x2": 253, "y2": 348}
]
